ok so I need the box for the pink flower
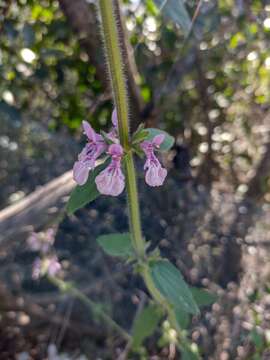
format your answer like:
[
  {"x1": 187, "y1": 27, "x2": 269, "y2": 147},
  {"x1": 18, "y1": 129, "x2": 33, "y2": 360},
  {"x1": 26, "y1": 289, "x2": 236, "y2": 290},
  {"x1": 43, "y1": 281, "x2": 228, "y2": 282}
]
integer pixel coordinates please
[
  {"x1": 73, "y1": 121, "x2": 106, "y2": 185},
  {"x1": 27, "y1": 233, "x2": 40, "y2": 252},
  {"x1": 45, "y1": 228, "x2": 55, "y2": 247},
  {"x1": 95, "y1": 144, "x2": 125, "y2": 196},
  {"x1": 27, "y1": 228, "x2": 55, "y2": 254},
  {"x1": 47, "y1": 256, "x2": 61, "y2": 277},
  {"x1": 32, "y1": 256, "x2": 61, "y2": 280},
  {"x1": 32, "y1": 258, "x2": 42, "y2": 279},
  {"x1": 140, "y1": 134, "x2": 167, "y2": 187}
]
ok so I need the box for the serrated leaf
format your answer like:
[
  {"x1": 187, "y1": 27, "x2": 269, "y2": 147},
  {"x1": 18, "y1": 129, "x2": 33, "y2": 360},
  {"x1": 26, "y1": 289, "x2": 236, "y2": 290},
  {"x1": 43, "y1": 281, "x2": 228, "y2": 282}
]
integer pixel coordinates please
[
  {"x1": 66, "y1": 161, "x2": 107, "y2": 214},
  {"x1": 132, "y1": 304, "x2": 163, "y2": 349},
  {"x1": 190, "y1": 287, "x2": 218, "y2": 308},
  {"x1": 150, "y1": 260, "x2": 199, "y2": 315},
  {"x1": 154, "y1": 0, "x2": 192, "y2": 36},
  {"x1": 97, "y1": 233, "x2": 134, "y2": 258},
  {"x1": 145, "y1": 128, "x2": 175, "y2": 151}
]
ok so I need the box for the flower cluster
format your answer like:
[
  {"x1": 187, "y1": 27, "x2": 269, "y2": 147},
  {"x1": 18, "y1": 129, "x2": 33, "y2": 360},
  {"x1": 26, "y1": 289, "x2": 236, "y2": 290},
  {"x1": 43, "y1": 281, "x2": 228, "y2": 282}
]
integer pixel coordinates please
[
  {"x1": 140, "y1": 134, "x2": 167, "y2": 187},
  {"x1": 27, "y1": 228, "x2": 55, "y2": 254},
  {"x1": 73, "y1": 110, "x2": 168, "y2": 196},
  {"x1": 27, "y1": 228, "x2": 61, "y2": 279},
  {"x1": 32, "y1": 256, "x2": 61, "y2": 280}
]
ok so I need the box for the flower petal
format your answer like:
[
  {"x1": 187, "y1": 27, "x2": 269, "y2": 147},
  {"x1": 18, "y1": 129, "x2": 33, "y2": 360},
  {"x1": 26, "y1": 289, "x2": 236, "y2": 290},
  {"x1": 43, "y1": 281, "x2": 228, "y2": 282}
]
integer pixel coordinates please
[
  {"x1": 47, "y1": 257, "x2": 61, "y2": 276},
  {"x1": 140, "y1": 140, "x2": 151, "y2": 152},
  {"x1": 152, "y1": 134, "x2": 165, "y2": 147},
  {"x1": 110, "y1": 169, "x2": 125, "y2": 196},
  {"x1": 145, "y1": 162, "x2": 167, "y2": 187},
  {"x1": 108, "y1": 143, "x2": 123, "y2": 157},
  {"x1": 82, "y1": 120, "x2": 96, "y2": 141},
  {"x1": 32, "y1": 258, "x2": 42, "y2": 280},
  {"x1": 73, "y1": 161, "x2": 90, "y2": 185},
  {"x1": 112, "y1": 108, "x2": 118, "y2": 129},
  {"x1": 95, "y1": 166, "x2": 125, "y2": 196},
  {"x1": 141, "y1": 135, "x2": 167, "y2": 187}
]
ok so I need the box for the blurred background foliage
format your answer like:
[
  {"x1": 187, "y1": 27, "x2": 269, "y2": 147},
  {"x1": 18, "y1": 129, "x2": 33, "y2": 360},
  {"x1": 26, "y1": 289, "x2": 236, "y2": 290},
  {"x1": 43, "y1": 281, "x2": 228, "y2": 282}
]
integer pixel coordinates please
[
  {"x1": 1, "y1": 0, "x2": 270, "y2": 359},
  {"x1": 0, "y1": 0, "x2": 104, "y2": 131},
  {"x1": 1, "y1": 0, "x2": 270, "y2": 192}
]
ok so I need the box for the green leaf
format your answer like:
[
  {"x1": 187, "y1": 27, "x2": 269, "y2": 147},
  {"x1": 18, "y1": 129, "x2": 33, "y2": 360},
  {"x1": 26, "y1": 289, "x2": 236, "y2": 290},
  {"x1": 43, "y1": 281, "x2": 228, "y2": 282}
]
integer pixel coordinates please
[
  {"x1": 66, "y1": 161, "x2": 107, "y2": 215},
  {"x1": 132, "y1": 304, "x2": 163, "y2": 349},
  {"x1": 133, "y1": 144, "x2": 145, "y2": 158},
  {"x1": 132, "y1": 130, "x2": 149, "y2": 145},
  {"x1": 250, "y1": 329, "x2": 264, "y2": 351},
  {"x1": 150, "y1": 260, "x2": 199, "y2": 315},
  {"x1": 173, "y1": 307, "x2": 190, "y2": 329},
  {"x1": 146, "y1": 0, "x2": 159, "y2": 16},
  {"x1": 145, "y1": 128, "x2": 175, "y2": 151},
  {"x1": 181, "y1": 345, "x2": 200, "y2": 360},
  {"x1": 153, "y1": 0, "x2": 192, "y2": 36},
  {"x1": 132, "y1": 123, "x2": 149, "y2": 145},
  {"x1": 97, "y1": 233, "x2": 134, "y2": 258},
  {"x1": 190, "y1": 288, "x2": 218, "y2": 308}
]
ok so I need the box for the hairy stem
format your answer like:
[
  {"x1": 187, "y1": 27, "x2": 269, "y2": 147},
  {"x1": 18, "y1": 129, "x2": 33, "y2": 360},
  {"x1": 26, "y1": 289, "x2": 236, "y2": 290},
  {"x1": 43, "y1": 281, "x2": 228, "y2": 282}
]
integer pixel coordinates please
[
  {"x1": 98, "y1": 0, "x2": 129, "y2": 149},
  {"x1": 98, "y1": 0, "x2": 168, "y2": 318},
  {"x1": 99, "y1": 0, "x2": 144, "y2": 258},
  {"x1": 124, "y1": 152, "x2": 145, "y2": 257}
]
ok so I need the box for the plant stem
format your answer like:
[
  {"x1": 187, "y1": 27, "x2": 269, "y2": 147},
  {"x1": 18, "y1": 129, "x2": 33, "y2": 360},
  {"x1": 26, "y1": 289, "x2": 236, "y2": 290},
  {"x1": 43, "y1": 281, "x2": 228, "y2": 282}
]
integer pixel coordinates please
[
  {"x1": 98, "y1": 0, "x2": 168, "y2": 316},
  {"x1": 98, "y1": 0, "x2": 129, "y2": 150},
  {"x1": 49, "y1": 276, "x2": 131, "y2": 341},
  {"x1": 124, "y1": 152, "x2": 145, "y2": 257},
  {"x1": 99, "y1": 0, "x2": 145, "y2": 258}
]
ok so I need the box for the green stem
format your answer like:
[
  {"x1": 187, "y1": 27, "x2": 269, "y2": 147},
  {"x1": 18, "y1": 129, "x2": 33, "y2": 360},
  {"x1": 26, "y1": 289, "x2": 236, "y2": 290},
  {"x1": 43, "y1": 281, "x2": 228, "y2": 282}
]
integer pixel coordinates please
[
  {"x1": 99, "y1": 0, "x2": 145, "y2": 258},
  {"x1": 98, "y1": 0, "x2": 168, "y2": 322},
  {"x1": 98, "y1": 0, "x2": 129, "y2": 150},
  {"x1": 49, "y1": 276, "x2": 131, "y2": 341},
  {"x1": 142, "y1": 265, "x2": 167, "y2": 307},
  {"x1": 124, "y1": 152, "x2": 145, "y2": 257}
]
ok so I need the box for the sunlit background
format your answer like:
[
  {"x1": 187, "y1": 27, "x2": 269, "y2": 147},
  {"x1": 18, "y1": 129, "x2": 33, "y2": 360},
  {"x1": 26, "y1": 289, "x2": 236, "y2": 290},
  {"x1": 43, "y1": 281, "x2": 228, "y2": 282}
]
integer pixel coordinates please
[{"x1": 1, "y1": 0, "x2": 270, "y2": 359}]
